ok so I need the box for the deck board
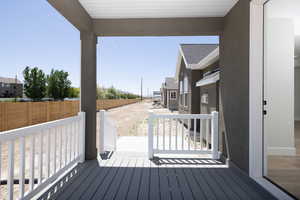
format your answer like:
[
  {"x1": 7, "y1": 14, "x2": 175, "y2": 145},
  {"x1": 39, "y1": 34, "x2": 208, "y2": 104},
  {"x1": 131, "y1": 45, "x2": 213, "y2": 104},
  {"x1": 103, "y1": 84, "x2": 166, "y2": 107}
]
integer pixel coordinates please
[
  {"x1": 114, "y1": 158, "x2": 137, "y2": 200},
  {"x1": 51, "y1": 152, "x2": 277, "y2": 200},
  {"x1": 149, "y1": 161, "x2": 160, "y2": 200},
  {"x1": 138, "y1": 158, "x2": 150, "y2": 200},
  {"x1": 55, "y1": 160, "x2": 98, "y2": 200},
  {"x1": 205, "y1": 168, "x2": 240, "y2": 200},
  {"x1": 79, "y1": 157, "x2": 116, "y2": 200},
  {"x1": 91, "y1": 158, "x2": 123, "y2": 200},
  {"x1": 126, "y1": 159, "x2": 144, "y2": 200},
  {"x1": 182, "y1": 168, "x2": 207, "y2": 200},
  {"x1": 158, "y1": 167, "x2": 171, "y2": 200}
]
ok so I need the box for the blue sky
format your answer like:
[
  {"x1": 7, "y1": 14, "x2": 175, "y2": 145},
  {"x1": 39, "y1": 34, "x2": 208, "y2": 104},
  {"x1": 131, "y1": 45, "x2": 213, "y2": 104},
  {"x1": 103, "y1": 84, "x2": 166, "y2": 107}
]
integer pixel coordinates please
[{"x1": 0, "y1": 1, "x2": 219, "y2": 95}]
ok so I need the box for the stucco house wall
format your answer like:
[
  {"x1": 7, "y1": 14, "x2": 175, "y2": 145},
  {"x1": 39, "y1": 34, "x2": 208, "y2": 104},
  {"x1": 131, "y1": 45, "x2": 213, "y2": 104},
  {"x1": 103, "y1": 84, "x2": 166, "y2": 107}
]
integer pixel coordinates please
[{"x1": 220, "y1": 0, "x2": 250, "y2": 173}]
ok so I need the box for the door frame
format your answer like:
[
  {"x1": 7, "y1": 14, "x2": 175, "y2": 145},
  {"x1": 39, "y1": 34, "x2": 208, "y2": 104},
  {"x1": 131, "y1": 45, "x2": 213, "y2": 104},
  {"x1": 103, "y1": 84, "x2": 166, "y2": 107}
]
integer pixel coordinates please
[{"x1": 249, "y1": 0, "x2": 295, "y2": 199}]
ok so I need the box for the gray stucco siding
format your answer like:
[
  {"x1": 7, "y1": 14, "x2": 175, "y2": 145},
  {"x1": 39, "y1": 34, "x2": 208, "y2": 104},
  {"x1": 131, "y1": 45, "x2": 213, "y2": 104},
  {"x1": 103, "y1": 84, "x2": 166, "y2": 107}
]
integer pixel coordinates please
[{"x1": 220, "y1": 0, "x2": 250, "y2": 174}]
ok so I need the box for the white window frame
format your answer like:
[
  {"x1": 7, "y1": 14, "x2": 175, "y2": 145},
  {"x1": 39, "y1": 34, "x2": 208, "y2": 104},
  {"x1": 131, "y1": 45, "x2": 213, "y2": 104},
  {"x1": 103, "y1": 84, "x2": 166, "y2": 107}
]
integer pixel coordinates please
[{"x1": 249, "y1": 1, "x2": 294, "y2": 199}]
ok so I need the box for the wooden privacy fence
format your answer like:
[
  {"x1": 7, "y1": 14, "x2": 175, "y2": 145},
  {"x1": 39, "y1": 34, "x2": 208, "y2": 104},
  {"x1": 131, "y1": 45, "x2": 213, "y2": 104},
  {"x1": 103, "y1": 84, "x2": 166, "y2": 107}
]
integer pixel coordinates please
[{"x1": 0, "y1": 99, "x2": 140, "y2": 132}]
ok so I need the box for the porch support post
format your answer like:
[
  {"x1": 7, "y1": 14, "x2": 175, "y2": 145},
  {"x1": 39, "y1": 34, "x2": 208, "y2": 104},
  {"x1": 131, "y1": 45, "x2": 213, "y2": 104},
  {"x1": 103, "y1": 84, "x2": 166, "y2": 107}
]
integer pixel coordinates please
[{"x1": 80, "y1": 31, "x2": 98, "y2": 160}]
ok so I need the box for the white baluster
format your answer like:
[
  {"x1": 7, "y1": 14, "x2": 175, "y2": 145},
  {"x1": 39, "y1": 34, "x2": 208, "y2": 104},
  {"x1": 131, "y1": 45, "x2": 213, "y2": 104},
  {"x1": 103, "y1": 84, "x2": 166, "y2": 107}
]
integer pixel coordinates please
[
  {"x1": 200, "y1": 120, "x2": 203, "y2": 150},
  {"x1": 188, "y1": 119, "x2": 191, "y2": 150},
  {"x1": 38, "y1": 132, "x2": 43, "y2": 183},
  {"x1": 54, "y1": 127, "x2": 57, "y2": 173},
  {"x1": 206, "y1": 119, "x2": 210, "y2": 150},
  {"x1": 148, "y1": 112, "x2": 154, "y2": 159},
  {"x1": 29, "y1": 135, "x2": 35, "y2": 190},
  {"x1": 211, "y1": 111, "x2": 219, "y2": 159},
  {"x1": 65, "y1": 125, "x2": 68, "y2": 166},
  {"x1": 7, "y1": 140, "x2": 14, "y2": 200},
  {"x1": 69, "y1": 124, "x2": 72, "y2": 161},
  {"x1": 19, "y1": 137, "x2": 25, "y2": 198},
  {"x1": 194, "y1": 118, "x2": 197, "y2": 150},
  {"x1": 169, "y1": 118, "x2": 171, "y2": 150},
  {"x1": 46, "y1": 130, "x2": 50, "y2": 178},
  {"x1": 59, "y1": 125, "x2": 63, "y2": 169},
  {"x1": 181, "y1": 120, "x2": 184, "y2": 150},
  {"x1": 175, "y1": 119, "x2": 178, "y2": 150},
  {"x1": 163, "y1": 118, "x2": 165, "y2": 151},
  {"x1": 156, "y1": 118, "x2": 159, "y2": 150},
  {"x1": 79, "y1": 112, "x2": 86, "y2": 163}
]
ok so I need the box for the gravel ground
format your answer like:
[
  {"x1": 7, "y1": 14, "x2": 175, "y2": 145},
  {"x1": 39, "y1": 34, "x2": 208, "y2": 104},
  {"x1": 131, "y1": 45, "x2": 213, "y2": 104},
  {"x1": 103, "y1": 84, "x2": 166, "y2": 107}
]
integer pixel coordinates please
[{"x1": 107, "y1": 100, "x2": 177, "y2": 136}]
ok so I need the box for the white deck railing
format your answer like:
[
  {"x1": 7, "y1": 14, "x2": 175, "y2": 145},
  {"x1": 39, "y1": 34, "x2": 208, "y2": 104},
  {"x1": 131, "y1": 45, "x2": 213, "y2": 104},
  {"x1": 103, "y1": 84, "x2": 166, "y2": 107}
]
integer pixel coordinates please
[
  {"x1": 98, "y1": 110, "x2": 117, "y2": 153},
  {"x1": 0, "y1": 112, "x2": 85, "y2": 200},
  {"x1": 148, "y1": 111, "x2": 219, "y2": 159}
]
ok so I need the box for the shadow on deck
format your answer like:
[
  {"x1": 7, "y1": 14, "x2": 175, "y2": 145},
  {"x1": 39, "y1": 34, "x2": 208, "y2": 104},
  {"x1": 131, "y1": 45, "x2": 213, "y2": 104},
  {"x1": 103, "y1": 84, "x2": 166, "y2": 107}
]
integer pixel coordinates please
[{"x1": 38, "y1": 152, "x2": 276, "y2": 200}]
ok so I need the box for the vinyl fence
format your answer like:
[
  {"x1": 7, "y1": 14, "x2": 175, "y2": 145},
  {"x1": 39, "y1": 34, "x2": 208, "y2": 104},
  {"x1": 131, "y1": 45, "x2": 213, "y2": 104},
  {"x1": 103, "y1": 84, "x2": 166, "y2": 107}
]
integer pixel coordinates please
[{"x1": 0, "y1": 99, "x2": 140, "y2": 132}]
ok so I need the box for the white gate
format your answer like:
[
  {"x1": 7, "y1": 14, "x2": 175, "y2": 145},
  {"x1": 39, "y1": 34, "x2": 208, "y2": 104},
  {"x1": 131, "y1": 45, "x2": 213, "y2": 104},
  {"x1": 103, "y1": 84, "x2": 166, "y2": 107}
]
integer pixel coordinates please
[
  {"x1": 148, "y1": 111, "x2": 219, "y2": 159},
  {"x1": 98, "y1": 110, "x2": 117, "y2": 153}
]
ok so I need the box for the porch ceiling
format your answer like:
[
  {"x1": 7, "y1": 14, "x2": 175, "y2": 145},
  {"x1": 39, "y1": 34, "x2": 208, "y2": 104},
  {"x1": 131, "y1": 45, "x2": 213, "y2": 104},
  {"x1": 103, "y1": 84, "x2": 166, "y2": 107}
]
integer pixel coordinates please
[
  {"x1": 78, "y1": 0, "x2": 238, "y2": 19},
  {"x1": 47, "y1": 0, "x2": 228, "y2": 36}
]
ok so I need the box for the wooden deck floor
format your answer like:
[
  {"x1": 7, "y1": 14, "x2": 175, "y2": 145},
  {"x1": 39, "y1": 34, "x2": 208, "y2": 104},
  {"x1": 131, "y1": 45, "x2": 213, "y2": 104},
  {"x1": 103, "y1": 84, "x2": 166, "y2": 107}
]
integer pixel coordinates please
[{"x1": 39, "y1": 152, "x2": 277, "y2": 200}]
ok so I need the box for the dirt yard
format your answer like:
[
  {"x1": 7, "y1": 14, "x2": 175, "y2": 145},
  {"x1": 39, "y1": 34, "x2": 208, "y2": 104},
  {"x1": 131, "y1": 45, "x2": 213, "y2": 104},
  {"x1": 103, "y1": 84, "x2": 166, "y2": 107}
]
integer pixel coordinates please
[{"x1": 107, "y1": 99, "x2": 177, "y2": 137}]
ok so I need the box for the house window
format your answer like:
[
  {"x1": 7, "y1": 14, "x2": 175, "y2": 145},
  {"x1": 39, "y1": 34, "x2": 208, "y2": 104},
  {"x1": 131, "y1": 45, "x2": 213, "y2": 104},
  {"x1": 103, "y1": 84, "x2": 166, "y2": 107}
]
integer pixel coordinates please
[
  {"x1": 183, "y1": 76, "x2": 189, "y2": 107},
  {"x1": 184, "y1": 94, "x2": 188, "y2": 107},
  {"x1": 170, "y1": 91, "x2": 177, "y2": 100},
  {"x1": 179, "y1": 81, "x2": 183, "y2": 94},
  {"x1": 183, "y1": 76, "x2": 188, "y2": 94}
]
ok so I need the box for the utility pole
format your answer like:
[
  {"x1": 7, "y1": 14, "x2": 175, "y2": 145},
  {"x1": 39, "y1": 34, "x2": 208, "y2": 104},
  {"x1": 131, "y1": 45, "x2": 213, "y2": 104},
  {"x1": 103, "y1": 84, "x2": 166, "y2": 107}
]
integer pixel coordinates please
[
  {"x1": 141, "y1": 77, "x2": 143, "y2": 101},
  {"x1": 14, "y1": 75, "x2": 17, "y2": 102}
]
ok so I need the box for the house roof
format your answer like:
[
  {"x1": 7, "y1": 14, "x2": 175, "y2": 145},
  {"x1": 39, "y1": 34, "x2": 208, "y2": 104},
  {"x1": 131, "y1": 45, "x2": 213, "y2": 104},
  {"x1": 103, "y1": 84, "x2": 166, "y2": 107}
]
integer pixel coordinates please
[
  {"x1": 175, "y1": 44, "x2": 219, "y2": 80},
  {"x1": 162, "y1": 77, "x2": 178, "y2": 90},
  {"x1": 180, "y1": 44, "x2": 218, "y2": 65},
  {"x1": 0, "y1": 77, "x2": 22, "y2": 84}
]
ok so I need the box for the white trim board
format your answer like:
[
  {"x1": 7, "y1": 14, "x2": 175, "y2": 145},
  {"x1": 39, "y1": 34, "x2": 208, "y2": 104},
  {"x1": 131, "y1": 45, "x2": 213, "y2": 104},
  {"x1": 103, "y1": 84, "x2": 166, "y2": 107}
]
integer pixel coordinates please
[
  {"x1": 196, "y1": 71, "x2": 220, "y2": 87},
  {"x1": 249, "y1": 1, "x2": 295, "y2": 200}
]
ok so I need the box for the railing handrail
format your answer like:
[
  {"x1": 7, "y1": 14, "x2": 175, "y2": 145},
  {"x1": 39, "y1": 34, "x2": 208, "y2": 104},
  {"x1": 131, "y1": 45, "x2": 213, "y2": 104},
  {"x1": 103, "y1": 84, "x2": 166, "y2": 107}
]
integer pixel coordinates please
[
  {"x1": 0, "y1": 114, "x2": 84, "y2": 142},
  {"x1": 150, "y1": 113, "x2": 212, "y2": 119}
]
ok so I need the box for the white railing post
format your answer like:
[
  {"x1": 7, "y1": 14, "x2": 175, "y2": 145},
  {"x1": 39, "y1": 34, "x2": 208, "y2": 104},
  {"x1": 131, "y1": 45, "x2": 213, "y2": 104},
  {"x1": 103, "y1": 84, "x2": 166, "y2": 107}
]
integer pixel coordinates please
[
  {"x1": 8, "y1": 140, "x2": 14, "y2": 200},
  {"x1": 211, "y1": 111, "x2": 219, "y2": 159},
  {"x1": 99, "y1": 110, "x2": 105, "y2": 154},
  {"x1": 148, "y1": 111, "x2": 154, "y2": 159},
  {"x1": 79, "y1": 112, "x2": 86, "y2": 163}
]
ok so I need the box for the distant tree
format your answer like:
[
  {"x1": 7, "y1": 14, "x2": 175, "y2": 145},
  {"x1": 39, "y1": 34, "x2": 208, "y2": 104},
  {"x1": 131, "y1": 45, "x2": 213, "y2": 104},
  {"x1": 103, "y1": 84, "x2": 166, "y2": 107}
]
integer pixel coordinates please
[
  {"x1": 23, "y1": 66, "x2": 47, "y2": 101},
  {"x1": 106, "y1": 86, "x2": 119, "y2": 99},
  {"x1": 96, "y1": 85, "x2": 140, "y2": 100},
  {"x1": 68, "y1": 87, "x2": 80, "y2": 98},
  {"x1": 47, "y1": 69, "x2": 71, "y2": 100},
  {"x1": 96, "y1": 86, "x2": 106, "y2": 99}
]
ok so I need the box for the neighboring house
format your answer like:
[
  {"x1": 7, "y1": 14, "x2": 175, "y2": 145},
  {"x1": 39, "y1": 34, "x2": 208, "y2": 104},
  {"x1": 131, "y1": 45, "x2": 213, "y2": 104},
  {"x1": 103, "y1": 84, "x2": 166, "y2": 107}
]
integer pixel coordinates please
[
  {"x1": 160, "y1": 77, "x2": 178, "y2": 111},
  {"x1": 175, "y1": 44, "x2": 220, "y2": 145},
  {"x1": 0, "y1": 77, "x2": 23, "y2": 98},
  {"x1": 175, "y1": 44, "x2": 219, "y2": 115}
]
